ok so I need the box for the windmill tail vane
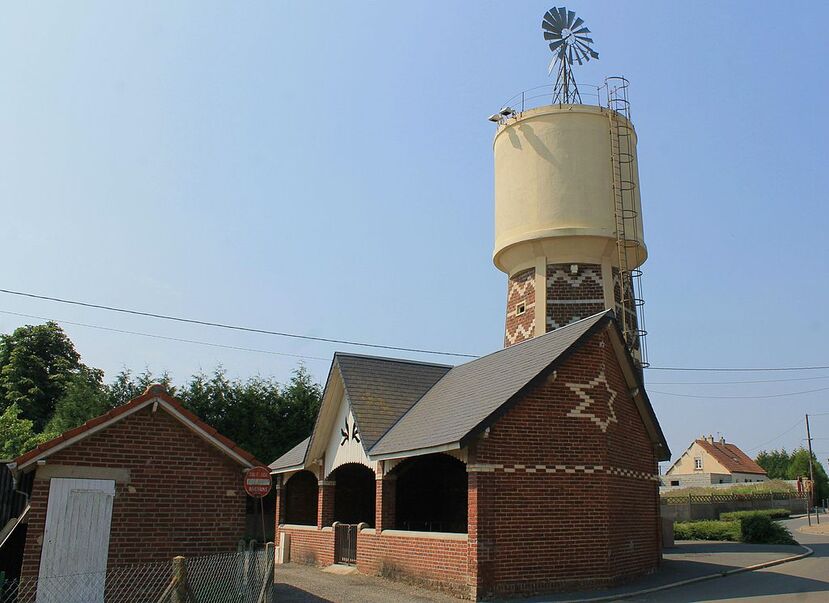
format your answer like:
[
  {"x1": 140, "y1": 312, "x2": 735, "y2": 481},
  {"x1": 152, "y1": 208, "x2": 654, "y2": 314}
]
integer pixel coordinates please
[{"x1": 542, "y1": 7, "x2": 599, "y2": 104}]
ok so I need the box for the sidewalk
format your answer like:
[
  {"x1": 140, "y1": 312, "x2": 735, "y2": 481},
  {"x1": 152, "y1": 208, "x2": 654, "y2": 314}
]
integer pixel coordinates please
[{"x1": 498, "y1": 541, "x2": 809, "y2": 602}]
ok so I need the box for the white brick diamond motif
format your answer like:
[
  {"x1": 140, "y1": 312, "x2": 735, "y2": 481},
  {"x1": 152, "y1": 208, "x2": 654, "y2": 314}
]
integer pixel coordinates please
[{"x1": 565, "y1": 371, "x2": 618, "y2": 433}]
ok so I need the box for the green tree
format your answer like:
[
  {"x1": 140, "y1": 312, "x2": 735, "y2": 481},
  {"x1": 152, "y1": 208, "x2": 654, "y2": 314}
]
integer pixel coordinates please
[
  {"x1": 756, "y1": 449, "x2": 791, "y2": 479},
  {"x1": 44, "y1": 369, "x2": 112, "y2": 436},
  {"x1": 0, "y1": 403, "x2": 50, "y2": 458},
  {"x1": 787, "y1": 447, "x2": 829, "y2": 502},
  {"x1": 106, "y1": 368, "x2": 175, "y2": 407},
  {"x1": 0, "y1": 322, "x2": 93, "y2": 431}
]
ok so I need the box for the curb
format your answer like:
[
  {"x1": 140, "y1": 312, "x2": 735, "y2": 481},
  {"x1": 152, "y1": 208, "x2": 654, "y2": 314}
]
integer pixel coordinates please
[{"x1": 549, "y1": 545, "x2": 814, "y2": 603}]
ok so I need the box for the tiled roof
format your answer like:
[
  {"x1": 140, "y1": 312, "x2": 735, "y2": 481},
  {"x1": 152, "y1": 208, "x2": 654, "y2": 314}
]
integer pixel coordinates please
[
  {"x1": 370, "y1": 311, "x2": 615, "y2": 457},
  {"x1": 335, "y1": 354, "x2": 452, "y2": 450},
  {"x1": 696, "y1": 439, "x2": 767, "y2": 475},
  {"x1": 269, "y1": 437, "x2": 309, "y2": 472},
  {"x1": 14, "y1": 385, "x2": 261, "y2": 470}
]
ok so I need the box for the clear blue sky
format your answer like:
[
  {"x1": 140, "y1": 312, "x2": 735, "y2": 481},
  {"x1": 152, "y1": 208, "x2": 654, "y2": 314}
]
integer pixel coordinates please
[{"x1": 2, "y1": 2, "x2": 828, "y2": 467}]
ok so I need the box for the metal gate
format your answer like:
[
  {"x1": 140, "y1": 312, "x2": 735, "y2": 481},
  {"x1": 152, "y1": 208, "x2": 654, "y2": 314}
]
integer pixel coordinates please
[{"x1": 333, "y1": 524, "x2": 357, "y2": 565}]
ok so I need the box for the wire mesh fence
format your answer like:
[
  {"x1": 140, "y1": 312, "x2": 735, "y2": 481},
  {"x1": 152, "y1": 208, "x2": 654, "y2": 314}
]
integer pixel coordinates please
[{"x1": 0, "y1": 541, "x2": 273, "y2": 603}]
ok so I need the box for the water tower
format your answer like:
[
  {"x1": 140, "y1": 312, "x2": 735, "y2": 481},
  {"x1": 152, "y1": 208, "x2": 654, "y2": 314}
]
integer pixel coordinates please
[{"x1": 492, "y1": 6, "x2": 648, "y2": 366}]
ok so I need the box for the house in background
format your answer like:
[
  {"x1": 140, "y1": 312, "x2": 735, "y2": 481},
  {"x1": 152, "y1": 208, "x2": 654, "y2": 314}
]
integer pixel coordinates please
[{"x1": 662, "y1": 435, "x2": 768, "y2": 489}]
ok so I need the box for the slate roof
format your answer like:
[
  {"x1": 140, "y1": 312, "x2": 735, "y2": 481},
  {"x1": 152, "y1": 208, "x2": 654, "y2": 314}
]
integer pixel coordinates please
[
  {"x1": 695, "y1": 439, "x2": 767, "y2": 475},
  {"x1": 336, "y1": 354, "x2": 452, "y2": 449},
  {"x1": 269, "y1": 437, "x2": 310, "y2": 472},
  {"x1": 370, "y1": 311, "x2": 611, "y2": 457}
]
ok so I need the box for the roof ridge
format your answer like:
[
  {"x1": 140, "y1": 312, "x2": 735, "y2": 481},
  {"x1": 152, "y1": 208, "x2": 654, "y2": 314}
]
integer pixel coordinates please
[{"x1": 334, "y1": 351, "x2": 455, "y2": 369}]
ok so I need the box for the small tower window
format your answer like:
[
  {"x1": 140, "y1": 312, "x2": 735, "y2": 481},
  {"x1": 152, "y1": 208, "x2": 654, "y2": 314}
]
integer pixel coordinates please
[
  {"x1": 694, "y1": 457, "x2": 703, "y2": 470},
  {"x1": 516, "y1": 302, "x2": 526, "y2": 316}
]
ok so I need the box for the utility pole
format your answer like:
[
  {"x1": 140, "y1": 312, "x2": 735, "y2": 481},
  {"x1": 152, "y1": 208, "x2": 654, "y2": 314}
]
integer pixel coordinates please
[{"x1": 806, "y1": 414, "x2": 819, "y2": 524}]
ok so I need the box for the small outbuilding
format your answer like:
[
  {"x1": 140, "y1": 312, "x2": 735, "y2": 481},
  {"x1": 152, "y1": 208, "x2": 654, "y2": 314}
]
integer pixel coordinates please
[
  {"x1": 270, "y1": 310, "x2": 671, "y2": 599},
  {"x1": 7, "y1": 385, "x2": 260, "y2": 597}
]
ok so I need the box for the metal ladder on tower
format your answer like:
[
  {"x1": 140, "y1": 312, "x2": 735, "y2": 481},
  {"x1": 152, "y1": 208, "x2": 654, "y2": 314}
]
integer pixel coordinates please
[{"x1": 606, "y1": 77, "x2": 649, "y2": 367}]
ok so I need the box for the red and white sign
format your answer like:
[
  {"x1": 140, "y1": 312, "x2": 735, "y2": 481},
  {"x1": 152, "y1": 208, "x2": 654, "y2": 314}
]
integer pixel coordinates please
[{"x1": 244, "y1": 466, "x2": 273, "y2": 498}]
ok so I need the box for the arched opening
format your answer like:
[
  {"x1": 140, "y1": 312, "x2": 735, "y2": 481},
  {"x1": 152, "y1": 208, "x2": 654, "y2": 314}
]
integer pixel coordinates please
[
  {"x1": 284, "y1": 470, "x2": 318, "y2": 526},
  {"x1": 393, "y1": 453, "x2": 467, "y2": 533},
  {"x1": 331, "y1": 463, "x2": 375, "y2": 526}
]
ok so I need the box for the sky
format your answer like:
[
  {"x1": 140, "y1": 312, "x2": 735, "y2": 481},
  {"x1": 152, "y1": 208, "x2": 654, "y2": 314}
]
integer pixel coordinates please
[{"x1": 1, "y1": 1, "x2": 828, "y2": 468}]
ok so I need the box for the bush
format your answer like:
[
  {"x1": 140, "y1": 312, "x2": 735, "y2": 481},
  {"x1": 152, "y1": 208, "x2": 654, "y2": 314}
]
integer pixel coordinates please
[
  {"x1": 720, "y1": 509, "x2": 790, "y2": 521},
  {"x1": 740, "y1": 515, "x2": 797, "y2": 545},
  {"x1": 674, "y1": 520, "x2": 741, "y2": 541}
]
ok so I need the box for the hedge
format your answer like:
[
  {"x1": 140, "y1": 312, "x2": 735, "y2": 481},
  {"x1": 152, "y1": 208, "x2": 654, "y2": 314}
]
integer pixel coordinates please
[
  {"x1": 720, "y1": 509, "x2": 790, "y2": 521},
  {"x1": 674, "y1": 520, "x2": 741, "y2": 542},
  {"x1": 740, "y1": 515, "x2": 797, "y2": 545}
]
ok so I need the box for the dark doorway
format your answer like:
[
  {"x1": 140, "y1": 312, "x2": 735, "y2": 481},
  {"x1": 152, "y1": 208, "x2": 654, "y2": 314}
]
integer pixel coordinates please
[
  {"x1": 332, "y1": 463, "x2": 375, "y2": 527},
  {"x1": 394, "y1": 453, "x2": 467, "y2": 533},
  {"x1": 284, "y1": 470, "x2": 318, "y2": 526}
]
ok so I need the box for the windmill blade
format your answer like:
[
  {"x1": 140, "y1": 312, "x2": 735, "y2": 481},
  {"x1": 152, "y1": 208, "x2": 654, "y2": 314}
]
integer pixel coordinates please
[
  {"x1": 557, "y1": 7, "x2": 568, "y2": 27},
  {"x1": 573, "y1": 46, "x2": 583, "y2": 65},
  {"x1": 544, "y1": 31, "x2": 563, "y2": 41},
  {"x1": 566, "y1": 10, "x2": 576, "y2": 29},
  {"x1": 548, "y1": 56, "x2": 558, "y2": 75},
  {"x1": 572, "y1": 17, "x2": 584, "y2": 30},
  {"x1": 568, "y1": 46, "x2": 575, "y2": 65},
  {"x1": 573, "y1": 26, "x2": 591, "y2": 34},
  {"x1": 575, "y1": 35, "x2": 594, "y2": 44},
  {"x1": 548, "y1": 39, "x2": 565, "y2": 52},
  {"x1": 542, "y1": 19, "x2": 561, "y2": 33},
  {"x1": 575, "y1": 39, "x2": 598, "y2": 60},
  {"x1": 543, "y1": 9, "x2": 562, "y2": 27}
]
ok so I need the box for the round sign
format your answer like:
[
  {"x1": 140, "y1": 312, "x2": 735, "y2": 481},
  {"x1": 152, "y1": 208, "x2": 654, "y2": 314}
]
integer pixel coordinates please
[{"x1": 244, "y1": 466, "x2": 273, "y2": 498}]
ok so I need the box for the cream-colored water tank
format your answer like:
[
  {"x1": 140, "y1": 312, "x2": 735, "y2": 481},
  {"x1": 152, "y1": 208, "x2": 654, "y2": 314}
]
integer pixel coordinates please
[
  {"x1": 494, "y1": 101, "x2": 648, "y2": 354},
  {"x1": 493, "y1": 104, "x2": 645, "y2": 274}
]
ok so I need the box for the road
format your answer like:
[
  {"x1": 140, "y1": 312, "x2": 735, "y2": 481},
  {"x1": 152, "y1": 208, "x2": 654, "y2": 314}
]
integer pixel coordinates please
[{"x1": 627, "y1": 516, "x2": 829, "y2": 602}]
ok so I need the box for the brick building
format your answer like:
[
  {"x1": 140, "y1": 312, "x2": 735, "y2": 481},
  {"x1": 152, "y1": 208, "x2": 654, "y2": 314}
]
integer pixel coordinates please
[
  {"x1": 270, "y1": 310, "x2": 670, "y2": 599},
  {"x1": 8, "y1": 385, "x2": 259, "y2": 590}
]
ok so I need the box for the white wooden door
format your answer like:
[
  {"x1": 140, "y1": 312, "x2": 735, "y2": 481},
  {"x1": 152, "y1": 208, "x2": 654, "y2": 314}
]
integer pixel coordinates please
[{"x1": 36, "y1": 478, "x2": 116, "y2": 603}]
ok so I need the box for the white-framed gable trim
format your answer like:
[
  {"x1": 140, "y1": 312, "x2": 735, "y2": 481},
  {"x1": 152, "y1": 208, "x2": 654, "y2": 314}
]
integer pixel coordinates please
[
  {"x1": 15, "y1": 396, "x2": 255, "y2": 472},
  {"x1": 324, "y1": 393, "x2": 376, "y2": 479}
]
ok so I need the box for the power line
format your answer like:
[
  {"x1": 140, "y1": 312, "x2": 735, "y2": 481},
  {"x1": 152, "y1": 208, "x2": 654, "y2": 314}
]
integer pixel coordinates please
[
  {"x1": 745, "y1": 420, "x2": 803, "y2": 452},
  {"x1": 648, "y1": 375, "x2": 829, "y2": 386},
  {"x1": 648, "y1": 386, "x2": 829, "y2": 399},
  {"x1": 648, "y1": 365, "x2": 829, "y2": 372},
  {"x1": 0, "y1": 288, "x2": 477, "y2": 359},
  {"x1": 0, "y1": 310, "x2": 331, "y2": 363}
]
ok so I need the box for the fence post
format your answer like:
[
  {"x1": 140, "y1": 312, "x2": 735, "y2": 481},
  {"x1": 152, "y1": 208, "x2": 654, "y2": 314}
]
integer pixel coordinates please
[
  {"x1": 257, "y1": 542, "x2": 275, "y2": 603},
  {"x1": 688, "y1": 494, "x2": 692, "y2": 520},
  {"x1": 171, "y1": 556, "x2": 188, "y2": 603}
]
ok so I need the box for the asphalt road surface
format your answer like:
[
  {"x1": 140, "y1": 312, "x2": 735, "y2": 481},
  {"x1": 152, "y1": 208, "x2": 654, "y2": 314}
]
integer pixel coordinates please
[{"x1": 626, "y1": 516, "x2": 829, "y2": 603}]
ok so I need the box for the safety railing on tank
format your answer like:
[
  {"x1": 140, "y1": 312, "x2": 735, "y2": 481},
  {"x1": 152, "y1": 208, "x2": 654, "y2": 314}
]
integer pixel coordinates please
[{"x1": 492, "y1": 77, "x2": 632, "y2": 123}]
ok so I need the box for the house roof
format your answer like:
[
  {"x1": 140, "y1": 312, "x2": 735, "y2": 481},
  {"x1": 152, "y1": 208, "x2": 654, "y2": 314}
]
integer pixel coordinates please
[
  {"x1": 695, "y1": 439, "x2": 767, "y2": 475},
  {"x1": 269, "y1": 437, "x2": 309, "y2": 472},
  {"x1": 13, "y1": 385, "x2": 261, "y2": 472},
  {"x1": 370, "y1": 310, "x2": 615, "y2": 457},
  {"x1": 336, "y1": 353, "x2": 452, "y2": 450}
]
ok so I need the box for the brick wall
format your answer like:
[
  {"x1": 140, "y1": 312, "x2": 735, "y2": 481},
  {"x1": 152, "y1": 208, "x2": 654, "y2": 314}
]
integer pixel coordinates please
[
  {"x1": 21, "y1": 406, "x2": 246, "y2": 578},
  {"x1": 357, "y1": 531, "x2": 470, "y2": 597},
  {"x1": 546, "y1": 263, "x2": 605, "y2": 332},
  {"x1": 280, "y1": 526, "x2": 335, "y2": 567},
  {"x1": 504, "y1": 268, "x2": 535, "y2": 347},
  {"x1": 469, "y1": 330, "x2": 659, "y2": 598}
]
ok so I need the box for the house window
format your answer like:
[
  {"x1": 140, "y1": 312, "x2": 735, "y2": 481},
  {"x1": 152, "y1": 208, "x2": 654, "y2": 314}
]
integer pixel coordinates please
[
  {"x1": 670, "y1": 480, "x2": 679, "y2": 487},
  {"x1": 694, "y1": 457, "x2": 703, "y2": 470},
  {"x1": 516, "y1": 302, "x2": 526, "y2": 316}
]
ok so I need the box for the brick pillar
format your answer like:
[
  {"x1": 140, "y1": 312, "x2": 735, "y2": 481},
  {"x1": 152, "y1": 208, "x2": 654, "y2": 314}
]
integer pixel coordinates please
[
  {"x1": 468, "y1": 447, "x2": 495, "y2": 600},
  {"x1": 274, "y1": 475, "x2": 285, "y2": 529},
  {"x1": 318, "y1": 480, "x2": 335, "y2": 528},
  {"x1": 375, "y1": 474, "x2": 396, "y2": 532}
]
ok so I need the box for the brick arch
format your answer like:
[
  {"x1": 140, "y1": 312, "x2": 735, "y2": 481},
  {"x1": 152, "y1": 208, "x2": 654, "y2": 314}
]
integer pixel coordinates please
[
  {"x1": 331, "y1": 463, "x2": 376, "y2": 526},
  {"x1": 391, "y1": 453, "x2": 467, "y2": 533},
  {"x1": 284, "y1": 470, "x2": 318, "y2": 526}
]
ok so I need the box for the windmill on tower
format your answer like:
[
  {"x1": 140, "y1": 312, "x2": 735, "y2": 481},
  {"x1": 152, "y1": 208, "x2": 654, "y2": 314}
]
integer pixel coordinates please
[{"x1": 542, "y1": 7, "x2": 599, "y2": 104}]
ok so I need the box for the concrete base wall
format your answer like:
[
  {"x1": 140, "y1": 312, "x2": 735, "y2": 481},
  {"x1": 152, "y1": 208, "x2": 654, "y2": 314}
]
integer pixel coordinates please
[{"x1": 661, "y1": 496, "x2": 807, "y2": 522}]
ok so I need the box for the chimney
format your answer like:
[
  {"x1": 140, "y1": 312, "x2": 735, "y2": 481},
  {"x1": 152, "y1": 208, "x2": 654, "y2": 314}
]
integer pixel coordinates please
[
  {"x1": 719, "y1": 435, "x2": 726, "y2": 445},
  {"x1": 706, "y1": 434, "x2": 714, "y2": 444}
]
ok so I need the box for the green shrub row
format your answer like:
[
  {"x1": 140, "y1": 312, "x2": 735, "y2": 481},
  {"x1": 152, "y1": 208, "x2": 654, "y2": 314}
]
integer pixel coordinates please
[
  {"x1": 720, "y1": 509, "x2": 790, "y2": 521},
  {"x1": 673, "y1": 520, "x2": 741, "y2": 541},
  {"x1": 674, "y1": 515, "x2": 797, "y2": 545}
]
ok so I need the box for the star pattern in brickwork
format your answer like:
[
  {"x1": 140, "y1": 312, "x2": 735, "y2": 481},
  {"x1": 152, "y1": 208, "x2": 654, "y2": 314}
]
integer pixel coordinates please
[{"x1": 565, "y1": 371, "x2": 618, "y2": 433}]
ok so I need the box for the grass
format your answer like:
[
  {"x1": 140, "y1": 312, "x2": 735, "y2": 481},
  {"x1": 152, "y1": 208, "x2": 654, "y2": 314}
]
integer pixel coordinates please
[{"x1": 662, "y1": 479, "x2": 796, "y2": 498}]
